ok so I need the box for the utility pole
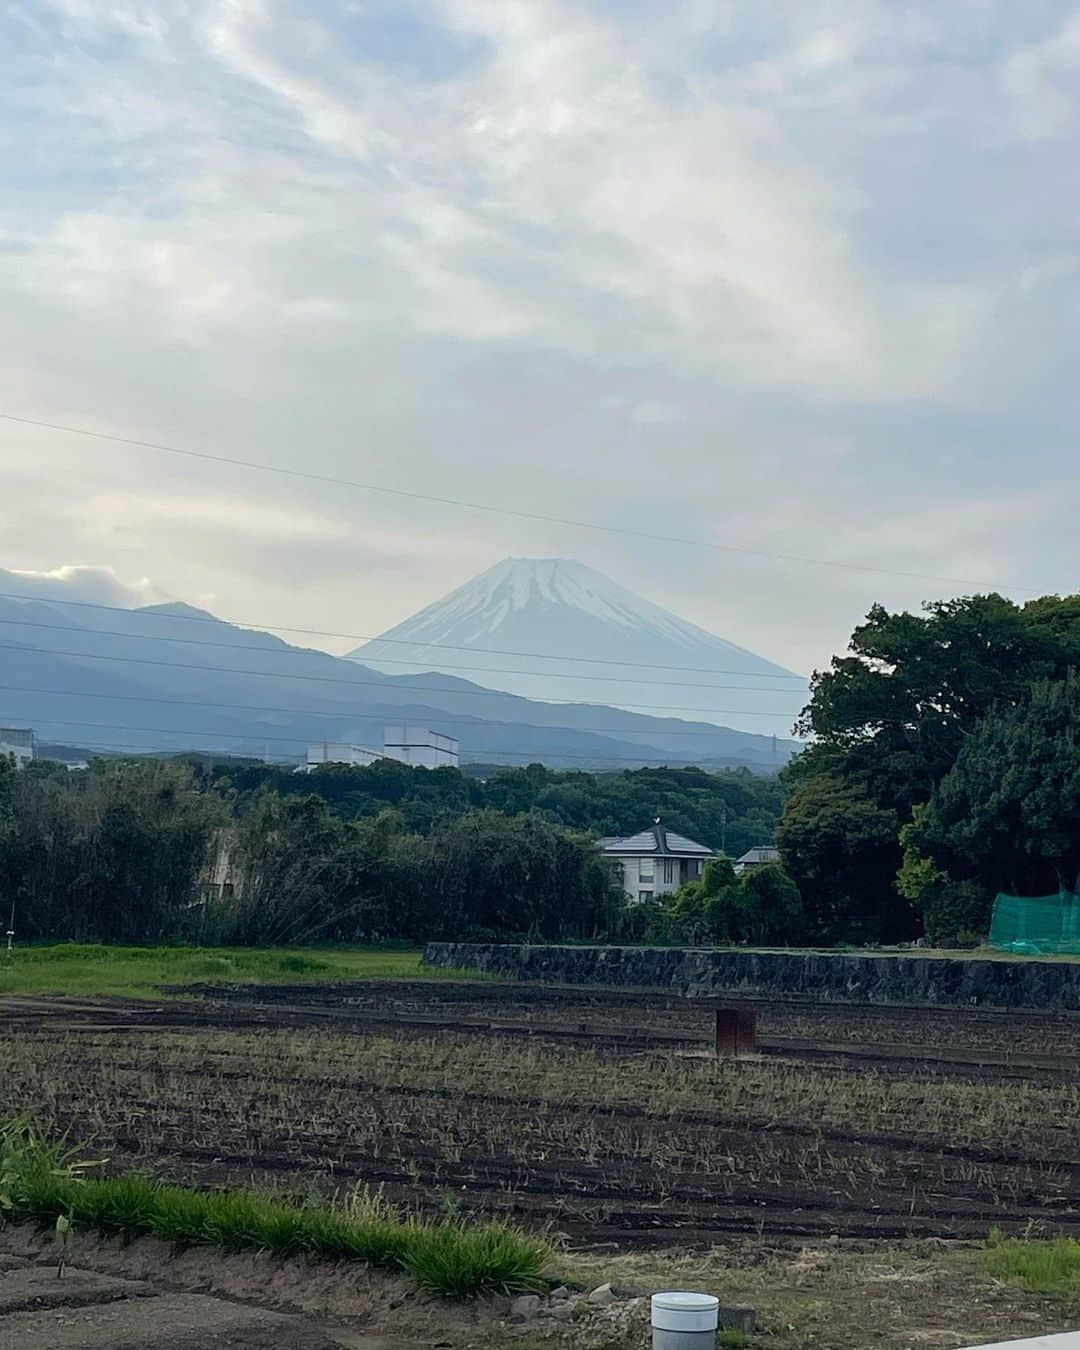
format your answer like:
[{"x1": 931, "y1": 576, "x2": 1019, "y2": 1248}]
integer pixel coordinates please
[{"x1": 719, "y1": 800, "x2": 728, "y2": 857}]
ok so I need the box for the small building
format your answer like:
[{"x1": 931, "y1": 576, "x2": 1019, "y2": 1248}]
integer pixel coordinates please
[
  {"x1": 601, "y1": 820, "x2": 715, "y2": 904},
  {"x1": 305, "y1": 726, "x2": 459, "y2": 773},
  {"x1": 0, "y1": 727, "x2": 34, "y2": 770},
  {"x1": 733, "y1": 845, "x2": 781, "y2": 875}
]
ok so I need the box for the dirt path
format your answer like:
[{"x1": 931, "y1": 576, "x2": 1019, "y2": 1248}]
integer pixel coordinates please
[
  {"x1": 0, "y1": 1255, "x2": 341, "y2": 1349},
  {"x1": 0, "y1": 1225, "x2": 557, "y2": 1350}
]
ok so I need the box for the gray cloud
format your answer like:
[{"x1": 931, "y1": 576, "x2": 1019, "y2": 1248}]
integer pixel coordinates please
[{"x1": 1, "y1": 1, "x2": 1077, "y2": 680}]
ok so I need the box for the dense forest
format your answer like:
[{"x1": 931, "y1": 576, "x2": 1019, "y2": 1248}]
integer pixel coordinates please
[{"x1": 203, "y1": 760, "x2": 784, "y2": 859}]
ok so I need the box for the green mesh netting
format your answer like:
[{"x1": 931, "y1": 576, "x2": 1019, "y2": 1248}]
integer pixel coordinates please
[{"x1": 989, "y1": 891, "x2": 1080, "y2": 955}]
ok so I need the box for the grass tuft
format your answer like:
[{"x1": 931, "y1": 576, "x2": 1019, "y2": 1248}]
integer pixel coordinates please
[
  {"x1": 985, "y1": 1228, "x2": 1080, "y2": 1295},
  {"x1": 0, "y1": 1120, "x2": 548, "y2": 1298},
  {"x1": 403, "y1": 1218, "x2": 551, "y2": 1298}
]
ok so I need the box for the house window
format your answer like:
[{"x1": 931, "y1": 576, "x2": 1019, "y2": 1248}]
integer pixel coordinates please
[
  {"x1": 639, "y1": 858, "x2": 655, "y2": 882},
  {"x1": 639, "y1": 890, "x2": 653, "y2": 903},
  {"x1": 663, "y1": 859, "x2": 674, "y2": 885}
]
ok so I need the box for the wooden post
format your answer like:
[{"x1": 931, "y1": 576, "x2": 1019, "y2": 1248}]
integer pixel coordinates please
[
  {"x1": 715, "y1": 1008, "x2": 736, "y2": 1056},
  {"x1": 715, "y1": 1008, "x2": 757, "y2": 1058}
]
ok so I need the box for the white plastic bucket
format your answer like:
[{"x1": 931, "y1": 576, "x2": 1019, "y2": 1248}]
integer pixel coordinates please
[{"x1": 652, "y1": 1292, "x2": 720, "y2": 1349}]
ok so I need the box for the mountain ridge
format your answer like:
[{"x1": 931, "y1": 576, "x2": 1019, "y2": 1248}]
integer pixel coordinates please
[{"x1": 0, "y1": 565, "x2": 797, "y2": 769}]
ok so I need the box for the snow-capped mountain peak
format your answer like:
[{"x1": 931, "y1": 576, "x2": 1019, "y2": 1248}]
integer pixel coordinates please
[
  {"x1": 347, "y1": 558, "x2": 807, "y2": 739},
  {"x1": 407, "y1": 557, "x2": 726, "y2": 645}
]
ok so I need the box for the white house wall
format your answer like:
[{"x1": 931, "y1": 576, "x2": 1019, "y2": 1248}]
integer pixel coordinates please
[{"x1": 617, "y1": 857, "x2": 692, "y2": 903}]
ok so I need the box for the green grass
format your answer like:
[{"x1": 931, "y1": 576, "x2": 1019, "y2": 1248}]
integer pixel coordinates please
[
  {"x1": 0, "y1": 942, "x2": 477, "y2": 999},
  {"x1": 985, "y1": 1229, "x2": 1080, "y2": 1295},
  {"x1": 0, "y1": 1119, "x2": 548, "y2": 1298}
]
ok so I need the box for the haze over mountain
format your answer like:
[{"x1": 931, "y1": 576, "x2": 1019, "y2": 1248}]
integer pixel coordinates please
[
  {"x1": 0, "y1": 564, "x2": 797, "y2": 771},
  {"x1": 349, "y1": 558, "x2": 808, "y2": 742}
]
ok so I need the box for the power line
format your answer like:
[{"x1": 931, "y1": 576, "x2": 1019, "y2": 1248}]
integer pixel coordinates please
[
  {"x1": 0, "y1": 588, "x2": 807, "y2": 682},
  {"x1": 29, "y1": 716, "x2": 309, "y2": 747},
  {"x1": 0, "y1": 638, "x2": 801, "y2": 717},
  {"x1": 41, "y1": 742, "x2": 290, "y2": 765},
  {"x1": 0, "y1": 615, "x2": 807, "y2": 696},
  {"x1": 24, "y1": 719, "x2": 770, "y2": 766},
  {"x1": 0, "y1": 410, "x2": 1036, "y2": 592},
  {"x1": 0, "y1": 681, "x2": 799, "y2": 735}
]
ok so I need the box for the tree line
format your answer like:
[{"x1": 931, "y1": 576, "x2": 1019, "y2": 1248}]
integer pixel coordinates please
[
  {"x1": 201, "y1": 760, "x2": 784, "y2": 860},
  {"x1": 0, "y1": 748, "x2": 805, "y2": 949},
  {"x1": 0, "y1": 759, "x2": 628, "y2": 946}
]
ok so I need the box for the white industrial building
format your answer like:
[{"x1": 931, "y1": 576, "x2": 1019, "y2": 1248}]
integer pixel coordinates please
[
  {"x1": 0, "y1": 727, "x2": 35, "y2": 770},
  {"x1": 306, "y1": 726, "x2": 459, "y2": 772},
  {"x1": 383, "y1": 726, "x2": 459, "y2": 768}
]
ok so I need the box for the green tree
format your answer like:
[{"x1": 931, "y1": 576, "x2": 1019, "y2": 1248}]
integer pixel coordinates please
[
  {"x1": 227, "y1": 792, "x2": 413, "y2": 945},
  {"x1": 665, "y1": 857, "x2": 804, "y2": 946},
  {"x1": 0, "y1": 755, "x2": 16, "y2": 938},
  {"x1": 781, "y1": 593, "x2": 1080, "y2": 942},
  {"x1": 798, "y1": 595, "x2": 1080, "y2": 810},
  {"x1": 735, "y1": 864, "x2": 805, "y2": 946},
  {"x1": 421, "y1": 809, "x2": 621, "y2": 940},
  {"x1": 777, "y1": 774, "x2": 906, "y2": 942},
  {"x1": 667, "y1": 856, "x2": 739, "y2": 944},
  {"x1": 896, "y1": 814, "x2": 992, "y2": 944},
  {"x1": 907, "y1": 677, "x2": 1080, "y2": 900},
  {"x1": 10, "y1": 760, "x2": 226, "y2": 942}
]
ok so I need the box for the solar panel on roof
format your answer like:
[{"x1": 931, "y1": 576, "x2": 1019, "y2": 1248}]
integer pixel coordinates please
[{"x1": 663, "y1": 831, "x2": 713, "y2": 854}]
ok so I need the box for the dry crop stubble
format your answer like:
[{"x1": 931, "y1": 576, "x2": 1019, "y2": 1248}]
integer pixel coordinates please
[{"x1": 4, "y1": 1002, "x2": 1080, "y2": 1243}]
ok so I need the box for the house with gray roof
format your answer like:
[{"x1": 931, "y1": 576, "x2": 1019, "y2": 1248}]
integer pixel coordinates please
[
  {"x1": 733, "y1": 845, "x2": 781, "y2": 875},
  {"x1": 600, "y1": 819, "x2": 715, "y2": 904}
]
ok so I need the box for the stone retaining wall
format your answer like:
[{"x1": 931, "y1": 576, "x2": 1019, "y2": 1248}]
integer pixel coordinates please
[{"x1": 421, "y1": 942, "x2": 1080, "y2": 1010}]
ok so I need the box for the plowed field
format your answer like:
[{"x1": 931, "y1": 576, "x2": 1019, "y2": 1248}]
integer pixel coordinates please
[{"x1": 4, "y1": 980, "x2": 1080, "y2": 1247}]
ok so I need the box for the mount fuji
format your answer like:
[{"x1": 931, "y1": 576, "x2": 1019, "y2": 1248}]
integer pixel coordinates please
[{"x1": 347, "y1": 558, "x2": 808, "y2": 741}]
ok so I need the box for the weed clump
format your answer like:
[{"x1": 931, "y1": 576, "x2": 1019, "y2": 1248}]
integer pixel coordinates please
[
  {"x1": 985, "y1": 1228, "x2": 1080, "y2": 1295},
  {"x1": 0, "y1": 1119, "x2": 549, "y2": 1299}
]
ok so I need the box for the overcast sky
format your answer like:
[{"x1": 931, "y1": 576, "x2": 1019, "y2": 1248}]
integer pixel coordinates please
[{"x1": 2, "y1": 1, "x2": 1079, "y2": 679}]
